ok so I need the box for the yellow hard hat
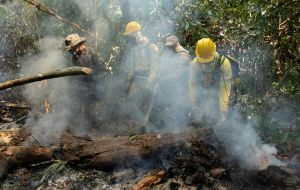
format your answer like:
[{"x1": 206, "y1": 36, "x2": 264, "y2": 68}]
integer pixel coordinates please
[
  {"x1": 195, "y1": 38, "x2": 216, "y2": 63},
  {"x1": 123, "y1": 21, "x2": 141, "y2": 35}
]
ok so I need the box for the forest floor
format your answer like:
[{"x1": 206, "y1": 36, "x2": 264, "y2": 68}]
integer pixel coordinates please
[{"x1": 0, "y1": 105, "x2": 299, "y2": 190}]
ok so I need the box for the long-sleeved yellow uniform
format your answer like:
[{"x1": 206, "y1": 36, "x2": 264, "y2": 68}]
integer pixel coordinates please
[
  {"x1": 126, "y1": 37, "x2": 159, "y2": 81},
  {"x1": 189, "y1": 52, "x2": 232, "y2": 113}
]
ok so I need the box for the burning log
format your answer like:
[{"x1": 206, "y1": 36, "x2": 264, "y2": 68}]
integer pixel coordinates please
[
  {"x1": 0, "y1": 128, "x2": 211, "y2": 180},
  {"x1": 61, "y1": 128, "x2": 211, "y2": 169},
  {"x1": 0, "y1": 67, "x2": 92, "y2": 90}
]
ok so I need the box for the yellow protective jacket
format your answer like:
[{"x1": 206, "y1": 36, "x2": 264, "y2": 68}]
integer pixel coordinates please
[
  {"x1": 127, "y1": 37, "x2": 159, "y2": 81},
  {"x1": 189, "y1": 52, "x2": 232, "y2": 113}
]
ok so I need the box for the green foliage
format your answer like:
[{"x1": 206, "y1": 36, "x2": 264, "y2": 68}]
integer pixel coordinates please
[
  {"x1": 0, "y1": 2, "x2": 39, "y2": 101},
  {"x1": 260, "y1": 115, "x2": 300, "y2": 153},
  {"x1": 35, "y1": 160, "x2": 67, "y2": 189},
  {"x1": 40, "y1": 160, "x2": 66, "y2": 182},
  {"x1": 0, "y1": 2, "x2": 37, "y2": 76},
  {"x1": 168, "y1": 0, "x2": 300, "y2": 96},
  {"x1": 1, "y1": 0, "x2": 298, "y2": 94}
]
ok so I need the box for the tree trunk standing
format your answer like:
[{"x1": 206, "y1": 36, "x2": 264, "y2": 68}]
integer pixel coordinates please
[
  {"x1": 119, "y1": 0, "x2": 132, "y2": 24},
  {"x1": 94, "y1": 0, "x2": 98, "y2": 49},
  {"x1": 0, "y1": 67, "x2": 92, "y2": 90}
]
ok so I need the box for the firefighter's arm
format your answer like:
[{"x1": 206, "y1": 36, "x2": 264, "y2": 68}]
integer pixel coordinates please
[
  {"x1": 188, "y1": 59, "x2": 199, "y2": 104},
  {"x1": 219, "y1": 57, "x2": 232, "y2": 113},
  {"x1": 149, "y1": 44, "x2": 159, "y2": 82}
]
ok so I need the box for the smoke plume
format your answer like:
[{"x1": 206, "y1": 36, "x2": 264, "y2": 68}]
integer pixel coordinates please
[
  {"x1": 212, "y1": 111, "x2": 285, "y2": 170},
  {"x1": 21, "y1": 37, "x2": 85, "y2": 145},
  {"x1": 117, "y1": 0, "x2": 286, "y2": 170}
]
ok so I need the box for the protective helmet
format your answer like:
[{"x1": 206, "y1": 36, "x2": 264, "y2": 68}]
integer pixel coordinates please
[
  {"x1": 123, "y1": 21, "x2": 141, "y2": 35},
  {"x1": 195, "y1": 38, "x2": 216, "y2": 63},
  {"x1": 64, "y1": 33, "x2": 86, "y2": 50}
]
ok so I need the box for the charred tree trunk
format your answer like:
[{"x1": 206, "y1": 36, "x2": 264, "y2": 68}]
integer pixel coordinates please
[
  {"x1": 0, "y1": 146, "x2": 54, "y2": 180},
  {"x1": 61, "y1": 129, "x2": 211, "y2": 169},
  {"x1": 0, "y1": 67, "x2": 92, "y2": 90},
  {"x1": 0, "y1": 128, "x2": 211, "y2": 180}
]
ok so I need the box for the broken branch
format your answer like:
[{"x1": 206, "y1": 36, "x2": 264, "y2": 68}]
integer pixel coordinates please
[
  {"x1": 23, "y1": 0, "x2": 95, "y2": 37},
  {"x1": 0, "y1": 66, "x2": 92, "y2": 90},
  {"x1": 133, "y1": 170, "x2": 166, "y2": 190}
]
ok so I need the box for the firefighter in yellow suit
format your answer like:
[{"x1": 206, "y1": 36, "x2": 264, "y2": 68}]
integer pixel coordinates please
[
  {"x1": 123, "y1": 21, "x2": 159, "y2": 124},
  {"x1": 189, "y1": 38, "x2": 232, "y2": 121}
]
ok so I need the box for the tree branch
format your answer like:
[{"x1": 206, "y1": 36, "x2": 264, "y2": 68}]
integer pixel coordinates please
[{"x1": 0, "y1": 67, "x2": 92, "y2": 90}]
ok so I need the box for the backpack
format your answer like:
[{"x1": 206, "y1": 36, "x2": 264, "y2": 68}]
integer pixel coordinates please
[
  {"x1": 215, "y1": 53, "x2": 241, "y2": 104},
  {"x1": 216, "y1": 53, "x2": 240, "y2": 87}
]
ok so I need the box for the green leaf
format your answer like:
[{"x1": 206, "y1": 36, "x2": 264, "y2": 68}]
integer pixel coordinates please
[{"x1": 185, "y1": 22, "x2": 189, "y2": 30}]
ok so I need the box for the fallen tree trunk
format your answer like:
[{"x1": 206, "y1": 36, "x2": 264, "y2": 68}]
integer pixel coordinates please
[
  {"x1": 0, "y1": 66, "x2": 92, "y2": 90},
  {"x1": 61, "y1": 129, "x2": 211, "y2": 169},
  {"x1": 0, "y1": 128, "x2": 211, "y2": 180},
  {"x1": 0, "y1": 146, "x2": 55, "y2": 180}
]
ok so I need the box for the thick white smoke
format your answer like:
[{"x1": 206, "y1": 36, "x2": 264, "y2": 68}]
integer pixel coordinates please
[
  {"x1": 21, "y1": 37, "x2": 87, "y2": 145},
  {"x1": 212, "y1": 111, "x2": 285, "y2": 170}
]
